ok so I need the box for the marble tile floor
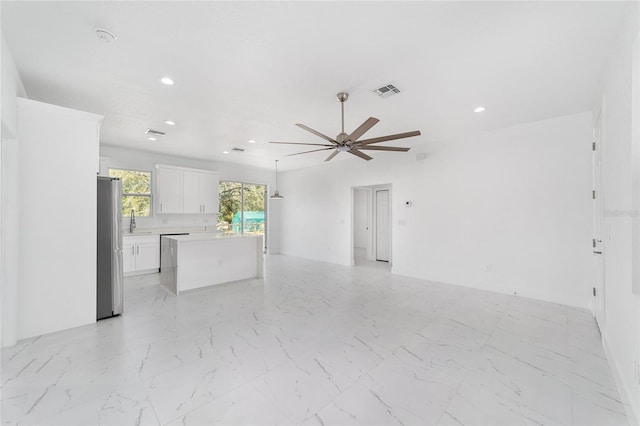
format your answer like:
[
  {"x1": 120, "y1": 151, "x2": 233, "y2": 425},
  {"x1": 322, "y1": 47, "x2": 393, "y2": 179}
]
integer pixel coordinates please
[{"x1": 1, "y1": 255, "x2": 629, "y2": 425}]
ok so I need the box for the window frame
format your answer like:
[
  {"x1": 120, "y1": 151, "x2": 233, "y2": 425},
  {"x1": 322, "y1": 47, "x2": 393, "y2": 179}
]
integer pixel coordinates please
[
  {"x1": 108, "y1": 167, "x2": 153, "y2": 217},
  {"x1": 218, "y1": 180, "x2": 267, "y2": 240}
]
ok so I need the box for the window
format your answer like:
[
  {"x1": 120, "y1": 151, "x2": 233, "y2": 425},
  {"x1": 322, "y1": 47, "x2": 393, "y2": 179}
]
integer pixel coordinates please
[
  {"x1": 108, "y1": 168, "x2": 152, "y2": 217},
  {"x1": 218, "y1": 181, "x2": 266, "y2": 236}
]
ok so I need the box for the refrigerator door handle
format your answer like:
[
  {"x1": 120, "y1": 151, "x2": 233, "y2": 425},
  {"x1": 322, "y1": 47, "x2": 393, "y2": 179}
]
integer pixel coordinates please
[
  {"x1": 112, "y1": 248, "x2": 123, "y2": 315},
  {"x1": 111, "y1": 179, "x2": 124, "y2": 316}
]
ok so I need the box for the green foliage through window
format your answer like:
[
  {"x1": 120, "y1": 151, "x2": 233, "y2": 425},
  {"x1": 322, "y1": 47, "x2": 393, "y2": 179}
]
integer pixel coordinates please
[
  {"x1": 218, "y1": 181, "x2": 265, "y2": 235},
  {"x1": 109, "y1": 168, "x2": 152, "y2": 217}
]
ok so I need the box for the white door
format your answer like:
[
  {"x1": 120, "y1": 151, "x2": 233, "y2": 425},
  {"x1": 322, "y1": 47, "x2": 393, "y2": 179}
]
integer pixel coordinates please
[
  {"x1": 376, "y1": 190, "x2": 390, "y2": 262},
  {"x1": 354, "y1": 189, "x2": 369, "y2": 249},
  {"x1": 593, "y1": 111, "x2": 605, "y2": 330}
]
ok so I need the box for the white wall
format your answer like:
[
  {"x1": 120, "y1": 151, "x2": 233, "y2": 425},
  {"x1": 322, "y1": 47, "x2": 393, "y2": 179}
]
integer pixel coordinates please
[
  {"x1": 1, "y1": 35, "x2": 25, "y2": 138},
  {"x1": 353, "y1": 188, "x2": 368, "y2": 249},
  {"x1": 268, "y1": 197, "x2": 282, "y2": 254},
  {"x1": 280, "y1": 111, "x2": 593, "y2": 309},
  {"x1": 596, "y1": 2, "x2": 640, "y2": 422},
  {"x1": 18, "y1": 98, "x2": 102, "y2": 340},
  {"x1": 99, "y1": 145, "x2": 280, "y2": 251},
  {"x1": 1, "y1": 32, "x2": 26, "y2": 347}
]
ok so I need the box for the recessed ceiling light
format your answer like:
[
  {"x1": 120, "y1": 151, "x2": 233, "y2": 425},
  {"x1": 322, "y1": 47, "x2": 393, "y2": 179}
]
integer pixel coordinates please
[
  {"x1": 160, "y1": 77, "x2": 174, "y2": 85},
  {"x1": 223, "y1": 150, "x2": 230, "y2": 154},
  {"x1": 248, "y1": 139, "x2": 256, "y2": 144},
  {"x1": 165, "y1": 120, "x2": 176, "y2": 126},
  {"x1": 474, "y1": 106, "x2": 486, "y2": 113},
  {"x1": 147, "y1": 137, "x2": 157, "y2": 141}
]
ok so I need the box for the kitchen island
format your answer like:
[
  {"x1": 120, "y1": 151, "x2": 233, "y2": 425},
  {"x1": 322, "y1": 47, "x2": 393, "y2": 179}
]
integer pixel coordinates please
[{"x1": 160, "y1": 233, "x2": 264, "y2": 294}]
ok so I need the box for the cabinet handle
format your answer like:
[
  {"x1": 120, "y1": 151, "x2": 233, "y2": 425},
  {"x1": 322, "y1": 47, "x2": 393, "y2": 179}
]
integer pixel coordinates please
[
  {"x1": 132, "y1": 246, "x2": 135, "y2": 256},
  {"x1": 137, "y1": 246, "x2": 140, "y2": 255},
  {"x1": 160, "y1": 203, "x2": 163, "y2": 213}
]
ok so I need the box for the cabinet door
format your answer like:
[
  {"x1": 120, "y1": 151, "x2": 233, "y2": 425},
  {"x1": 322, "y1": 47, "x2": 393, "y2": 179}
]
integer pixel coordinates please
[
  {"x1": 122, "y1": 244, "x2": 136, "y2": 273},
  {"x1": 157, "y1": 168, "x2": 183, "y2": 213},
  {"x1": 200, "y1": 173, "x2": 219, "y2": 214},
  {"x1": 183, "y1": 171, "x2": 202, "y2": 214},
  {"x1": 136, "y1": 243, "x2": 160, "y2": 271}
]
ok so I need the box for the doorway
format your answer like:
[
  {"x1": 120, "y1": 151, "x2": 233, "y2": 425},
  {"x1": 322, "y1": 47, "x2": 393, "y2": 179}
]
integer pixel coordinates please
[
  {"x1": 351, "y1": 184, "x2": 392, "y2": 267},
  {"x1": 375, "y1": 189, "x2": 390, "y2": 262},
  {"x1": 353, "y1": 188, "x2": 371, "y2": 264}
]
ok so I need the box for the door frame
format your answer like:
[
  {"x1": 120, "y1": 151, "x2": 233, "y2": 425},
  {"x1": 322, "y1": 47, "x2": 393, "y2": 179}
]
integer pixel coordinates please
[{"x1": 593, "y1": 102, "x2": 606, "y2": 331}]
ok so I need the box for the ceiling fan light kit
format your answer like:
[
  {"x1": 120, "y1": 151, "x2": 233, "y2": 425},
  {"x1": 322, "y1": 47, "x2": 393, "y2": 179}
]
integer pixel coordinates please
[{"x1": 270, "y1": 92, "x2": 421, "y2": 162}]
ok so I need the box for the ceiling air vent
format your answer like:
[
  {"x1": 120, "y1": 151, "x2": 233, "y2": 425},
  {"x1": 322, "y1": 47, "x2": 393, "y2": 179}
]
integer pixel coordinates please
[
  {"x1": 372, "y1": 83, "x2": 401, "y2": 99},
  {"x1": 230, "y1": 147, "x2": 245, "y2": 153},
  {"x1": 145, "y1": 129, "x2": 165, "y2": 137}
]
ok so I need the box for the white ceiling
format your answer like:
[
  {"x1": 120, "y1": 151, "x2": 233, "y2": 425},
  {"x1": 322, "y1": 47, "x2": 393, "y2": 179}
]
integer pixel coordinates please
[{"x1": 1, "y1": 1, "x2": 630, "y2": 171}]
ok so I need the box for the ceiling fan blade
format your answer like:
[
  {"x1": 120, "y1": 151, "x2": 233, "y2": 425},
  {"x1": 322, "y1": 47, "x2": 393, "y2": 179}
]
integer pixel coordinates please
[
  {"x1": 358, "y1": 130, "x2": 421, "y2": 145},
  {"x1": 358, "y1": 146, "x2": 410, "y2": 152},
  {"x1": 270, "y1": 141, "x2": 334, "y2": 147},
  {"x1": 325, "y1": 150, "x2": 339, "y2": 162},
  {"x1": 295, "y1": 124, "x2": 337, "y2": 144},
  {"x1": 347, "y1": 149, "x2": 373, "y2": 161},
  {"x1": 286, "y1": 147, "x2": 335, "y2": 157},
  {"x1": 347, "y1": 117, "x2": 380, "y2": 142}
]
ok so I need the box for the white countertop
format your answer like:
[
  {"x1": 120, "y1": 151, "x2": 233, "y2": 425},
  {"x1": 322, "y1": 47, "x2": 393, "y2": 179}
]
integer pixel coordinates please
[
  {"x1": 122, "y1": 226, "x2": 219, "y2": 236},
  {"x1": 162, "y1": 233, "x2": 262, "y2": 242}
]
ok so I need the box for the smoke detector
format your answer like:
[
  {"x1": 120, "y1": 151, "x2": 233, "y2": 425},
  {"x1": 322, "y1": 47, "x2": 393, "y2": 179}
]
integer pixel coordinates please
[
  {"x1": 95, "y1": 28, "x2": 116, "y2": 44},
  {"x1": 372, "y1": 83, "x2": 401, "y2": 99}
]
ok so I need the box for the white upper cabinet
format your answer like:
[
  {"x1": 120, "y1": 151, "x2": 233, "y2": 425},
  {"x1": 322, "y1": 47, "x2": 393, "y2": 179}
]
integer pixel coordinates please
[
  {"x1": 157, "y1": 167, "x2": 183, "y2": 214},
  {"x1": 156, "y1": 165, "x2": 219, "y2": 215},
  {"x1": 199, "y1": 172, "x2": 220, "y2": 213},
  {"x1": 182, "y1": 171, "x2": 201, "y2": 214}
]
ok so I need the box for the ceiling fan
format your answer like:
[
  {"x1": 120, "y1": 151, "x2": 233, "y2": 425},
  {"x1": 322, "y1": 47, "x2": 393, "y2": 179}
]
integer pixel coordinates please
[{"x1": 270, "y1": 92, "x2": 421, "y2": 162}]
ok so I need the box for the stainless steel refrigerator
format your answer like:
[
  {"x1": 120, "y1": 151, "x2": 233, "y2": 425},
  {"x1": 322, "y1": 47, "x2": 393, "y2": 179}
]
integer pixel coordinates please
[{"x1": 97, "y1": 176, "x2": 123, "y2": 320}]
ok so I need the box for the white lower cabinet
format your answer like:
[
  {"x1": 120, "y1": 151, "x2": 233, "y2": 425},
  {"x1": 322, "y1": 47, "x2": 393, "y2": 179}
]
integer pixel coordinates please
[
  {"x1": 123, "y1": 235, "x2": 160, "y2": 274},
  {"x1": 122, "y1": 245, "x2": 136, "y2": 273}
]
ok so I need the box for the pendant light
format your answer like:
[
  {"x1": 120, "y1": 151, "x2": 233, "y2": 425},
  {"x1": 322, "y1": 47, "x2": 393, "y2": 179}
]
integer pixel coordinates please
[{"x1": 270, "y1": 160, "x2": 284, "y2": 199}]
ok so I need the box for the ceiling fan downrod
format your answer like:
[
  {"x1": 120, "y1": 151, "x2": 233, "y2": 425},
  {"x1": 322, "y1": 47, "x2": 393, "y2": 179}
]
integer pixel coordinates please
[{"x1": 337, "y1": 92, "x2": 348, "y2": 135}]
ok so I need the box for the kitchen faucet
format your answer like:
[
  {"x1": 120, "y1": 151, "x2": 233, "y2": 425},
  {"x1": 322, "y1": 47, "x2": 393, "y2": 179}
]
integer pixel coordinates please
[{"x1": 129, "y1": 209, "x2": 136, "y2": 233}]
